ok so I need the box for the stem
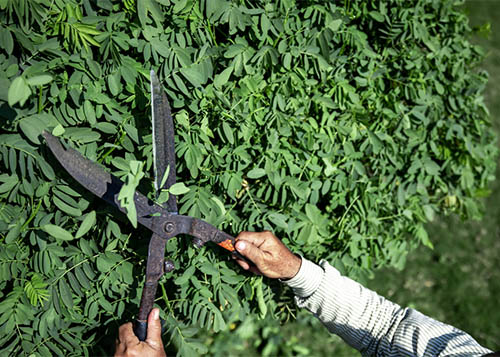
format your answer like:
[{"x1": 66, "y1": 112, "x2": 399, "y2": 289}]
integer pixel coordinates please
[
  {"x1": 21, "y1": 199, "x2": 42, "y2": 231},
  {"x1": 97, "y1": 130, "x2": 126, "y2": 163},
  {"x1": 38, "y1": 86, "x2": 43, "y2": 113},
  {"x1": 0, "y1": 143, "x2": 37, "y2": 159},
  {"x1": 245, "y1": 189, "x2": 261, "y2": 214},
  {"x1": 160, "y1": 282, "x2": 173, "y2": 314},
  {"x1": 338, "y1": 195, "x2": 359, "y2": 238},
  {"x1": 52, "y1": 253, "x2": 100, "y2": 284},
  {"x1": 205, "y1": 20, "x2": 218, "y2": 46}
]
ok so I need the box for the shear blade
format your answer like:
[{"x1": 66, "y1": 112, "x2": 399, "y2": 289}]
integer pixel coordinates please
[
  {"x1": 42, "y1": 131, "x2": 166, "y2": 236},
  {"x1": 151, "y1": 70, "x2": 178, "y2": 213}
]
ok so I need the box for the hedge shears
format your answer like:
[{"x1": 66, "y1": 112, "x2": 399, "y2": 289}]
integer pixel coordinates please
[{"x1": 42, "y1": 70, "x2": 245, "y2": 341}]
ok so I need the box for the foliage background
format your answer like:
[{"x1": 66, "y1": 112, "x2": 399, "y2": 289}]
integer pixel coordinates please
[
  {"x1": 201, "y1": 1, "x2": 500, "y2": 355},
  {"x1": 366, "y1": 0, "x2": 500, "y2": 352},
  {"x1": 0, "y1": 0, "x2": 497, "y2": 355}
]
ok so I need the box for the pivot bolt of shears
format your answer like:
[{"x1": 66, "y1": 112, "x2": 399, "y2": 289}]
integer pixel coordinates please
[
  {"x1": 164, "y1": 222, "x2": 175, "y2": 233},
  {"x1": 164, "y1": 260, "x2": 175, "y2": 273}
]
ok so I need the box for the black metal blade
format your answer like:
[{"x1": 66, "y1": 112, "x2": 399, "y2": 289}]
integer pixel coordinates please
[
  {"x1": 135, "y1": 232, "x2": 166, "y2": 337},
  {"x1": 42, "y1": 131, "x2": 247, "y2": 260},
  {"x1": 151, "y1": 70, "x2": 177, "y2": 213},
  {"x1": 134, "y1": 72, "x2": 178, "y2": 340},
  {"x1": 42, "y1": 131, "x2": 170, "y2": 238}
]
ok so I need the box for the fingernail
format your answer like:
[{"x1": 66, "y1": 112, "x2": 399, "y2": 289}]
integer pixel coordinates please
[
  {"x1": 152, "y1": 308, "x2": 159, "y2": 320},
  {"x1": 236, "y1": 241, "x2": 246, "y2": 251}
]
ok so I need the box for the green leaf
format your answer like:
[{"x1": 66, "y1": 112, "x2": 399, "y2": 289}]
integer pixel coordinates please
[
  {"x1": 199, "y1": 261, "x2": 218, "y2": 276},
  {"x1": 0, "y1": 27, "x2": 14, "y2": 54},
  {"x1": 137, "y1": 0, "x2": 165, "y2": 27},
  {"x1": 305, "y1": 204, "x2": 321, "y2": 225},
  {"x1": 222, "y1": 122, "x2": 234, "y2": 144},
  {"x1": 42, "y1": 224, "x2": 74, "y2": 241},
  {"x1": 267, "y1": 212, "x2": 288, "y2": 229},
  {"x1": 53, "y1": 196, "x2": 82, "y2": 216},
  {"x1": 423, "y1": 158, "x2": 440, "y2": 175},
  {"x1": 327, "y1": 19, "x2": 342, "y2": 31},
  {"x1": 159, "y1": 165, "x2": 171, "y2": 189},
  {"x1": 8, "y1": 76, "x2": 31, "y2": 107},
  {"x1": 58, "y1": 279, "x2": 74, "y2": 309},
  {"x1": 435, "y1": 81, "x2": 444, "y2": 95},
  {"x1": 247, "y1": 168, "x2": 266, "y2": 179},
  {"x1": 224, "y1": 44, "x2": 245, "y2": 58},
  {"x1": 52, "y1": 124, "x2": 65, "y2": 136},
  {"x1": 415, "y1": 225, "x2": 434, "y2": 249},
  {"x1": 255, "y1": 278, "x2": 267, "y2": 319},
  {"x1": 169, "y1": 182, "x2": 190, "y2": 195},
  {"x1": 172, "y1": 73, "x2": 189, "y2": 95},
  {"x1": 76, "y1": 211, "x2": 96, "y2": 238},
  {"x1": 283, "y1": 53, "x2": 292, "y2": 70},
  {"x1": 38, "y1": 158, "x2": 55, "y2": 180},
  {"x1": 108, "y1": 73, "x2": 120, "y2": 96},
  {"x1": 83, "y1": 100, "x2": 96, "y2": 125},
  {"x1": 174, "y1": 266, "x2": 195, "y2": 285},
  {"x1": 214, "y1": 67, "x2": 233, "y2": 88},
  {"x1": 368, "y1": 131, "x2": 382, "y2": 154},
  {"x1": 18, "y1": 117, "x2": 46, "y2": 144},
  {"x1": 96, "y1": 256, "x2": 113, "y2": 272},
  {"x1": 118, "y1": 160, "x2": 145, "y2": 228},
  {"x1": 5, "y1": 222, "x2": 22, "y2": 243},
  {"x1": 26, "y1": 75, "x2": 53, "y2": 86},
  {"x1": 180, "y1": 66, "x2": 206, "y2": 87},
  {"x1": 369, "y1": 11, "x2": 384, "y2": 22},
  {"x1": 210, "y1": 196, "x2": 226, "y2": 215},
  {"x1": 422, "y1": 205, "x2": 434, "y2": 221}
]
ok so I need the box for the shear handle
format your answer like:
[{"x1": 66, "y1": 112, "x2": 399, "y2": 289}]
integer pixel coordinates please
[{"x1": 164, "y1": 215, "x2": 250, "y2": 263}]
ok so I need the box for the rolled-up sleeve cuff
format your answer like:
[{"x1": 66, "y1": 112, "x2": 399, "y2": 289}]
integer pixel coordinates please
[{"x1": 282, "y1": 257, "x2": 324, "y2": 298}]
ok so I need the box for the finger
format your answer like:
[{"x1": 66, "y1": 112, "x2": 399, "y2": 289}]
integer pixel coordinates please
[
  {"x1": 115, "y1": 338, "x2": 124, "y2": 355},
  {"x1": 145, "y1": 308, "x2": 163, "y2": 349},
  {"x1": 119, "y1": 322, "x2": 139, "y2": 345},
  {"x1": 234, "y1": 258, "x2": 262, "y2": 275},
  {"x1": 236, "y1": 232, "x2": 269, "y2": 247},
  {"x1": 234, "y1": 258, "x2": 250, "y2": 270},
  {"x1": 235, "y1": 240, "x2": 264, "y2": 266},
  {"x1": 248, "y1": 265, "x2": 262, "y2": 275}
]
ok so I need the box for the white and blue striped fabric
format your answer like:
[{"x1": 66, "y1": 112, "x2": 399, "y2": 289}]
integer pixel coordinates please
[{"x1": 284, "y1": 258, "x2": 493, "y2": 356}]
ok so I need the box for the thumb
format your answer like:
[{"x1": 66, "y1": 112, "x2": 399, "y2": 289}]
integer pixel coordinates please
[
  {"x1": 236, "y1": 240, "x2": 263, "y2": 265},
  {"x1": 145, "y1": 308, "x2": 163, "y2": 349}
]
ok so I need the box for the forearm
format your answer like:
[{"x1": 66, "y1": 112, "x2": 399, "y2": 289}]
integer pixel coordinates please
[
  {"x1": 284, "y1": 258, "x2": 403, "y2": 354},
  {"x1": 284, "y1": 258, "x2": 492, "y2": 356}
]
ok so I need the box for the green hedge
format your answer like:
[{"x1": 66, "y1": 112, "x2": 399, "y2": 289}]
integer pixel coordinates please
[{"x1": 0, "y1": 0, "x2": 496, "y2": 355}]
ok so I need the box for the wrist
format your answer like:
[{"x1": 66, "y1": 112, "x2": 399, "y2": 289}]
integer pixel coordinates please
[
  {"x1": 281, "y1": 254, "x2": 302, "y2": 280},
  {"x1": 282, "y1": 258, "x2": 324, "y2": 297}
]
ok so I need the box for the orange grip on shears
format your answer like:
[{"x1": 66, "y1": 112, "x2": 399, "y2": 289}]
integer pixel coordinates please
[
  {"x1": 217, "y1": 238, "x2": 250, "y2": 263},
  {"x1": 217, "y1": 239, "x2": 235, "y2": 252}
]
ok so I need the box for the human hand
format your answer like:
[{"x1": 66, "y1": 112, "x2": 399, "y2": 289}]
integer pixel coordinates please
[
  {"x1": 115, "y1": 308, "x2": 166, "y2": 357},
  {"x1": 234, "y1": 231, "x2": 301, "y2": 280}
]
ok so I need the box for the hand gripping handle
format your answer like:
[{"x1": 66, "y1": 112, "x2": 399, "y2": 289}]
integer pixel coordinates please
[
  {"x1": 133, "y1": 320, "x2": 148, "y2": 342},
  {"x1": 133, "y1": 234, "x2": 170, "y2": 341},
  {"x1": 133, "y1": 317, "x2": 166, "y2": 342}
]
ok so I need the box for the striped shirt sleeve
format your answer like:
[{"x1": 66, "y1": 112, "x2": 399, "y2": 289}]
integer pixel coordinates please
[{"x1": 284, "y1": 257, "x2": 493, "y2": 356}]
